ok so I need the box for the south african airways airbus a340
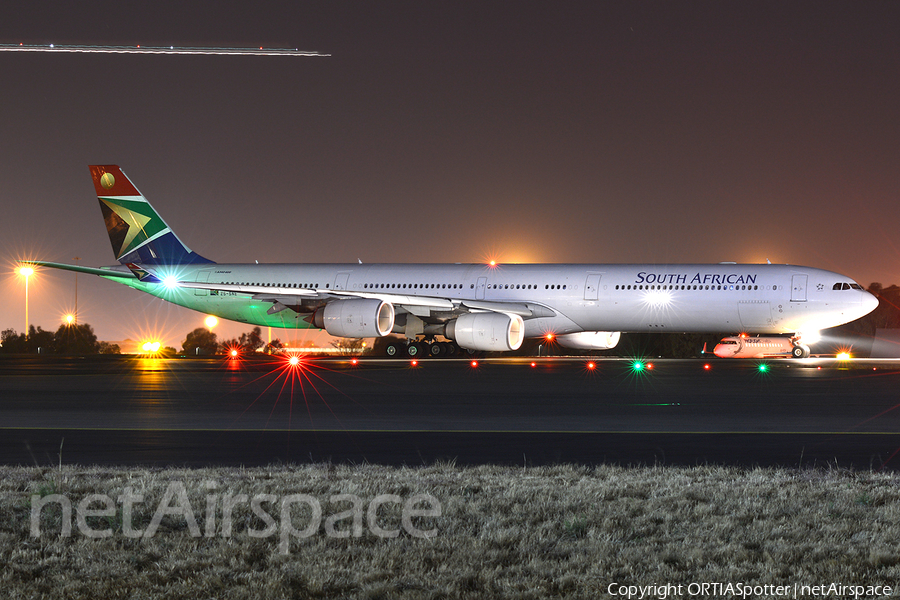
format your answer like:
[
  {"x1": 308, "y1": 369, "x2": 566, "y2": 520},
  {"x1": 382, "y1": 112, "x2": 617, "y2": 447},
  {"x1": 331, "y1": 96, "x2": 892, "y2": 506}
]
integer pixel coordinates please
[{"x1": 26, "y1": 165, "x2": 878, "y2": 358}]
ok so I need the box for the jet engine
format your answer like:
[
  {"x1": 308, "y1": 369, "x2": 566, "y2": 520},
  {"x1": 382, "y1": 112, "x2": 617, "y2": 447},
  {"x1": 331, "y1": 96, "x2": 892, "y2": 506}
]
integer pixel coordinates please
[
  {"x1": 314, "y1": 299, "x2": 395, "y2": 338},
  {"x1": 555, "y1": 331, "x2": 621, "y2": 350},
  {"x1": 446, "y1": 312, "x2": 525, "y2": 351}
]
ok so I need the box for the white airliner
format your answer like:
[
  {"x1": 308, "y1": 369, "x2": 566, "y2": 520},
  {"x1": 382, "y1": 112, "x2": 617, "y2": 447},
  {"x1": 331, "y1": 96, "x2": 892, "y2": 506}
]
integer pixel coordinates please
[
  {"x1": 26, "y1": 165, "x2": 879, "y2": 358},
  {"x1": 712, "y1": 335, "x2": 798, "y2": 359}
]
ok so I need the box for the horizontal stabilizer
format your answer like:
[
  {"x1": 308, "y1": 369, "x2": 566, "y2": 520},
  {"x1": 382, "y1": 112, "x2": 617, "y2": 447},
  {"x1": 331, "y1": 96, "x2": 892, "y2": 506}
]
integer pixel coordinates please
[{"x1": 22, "y1": 260, "x2": 136, "y2": 279}]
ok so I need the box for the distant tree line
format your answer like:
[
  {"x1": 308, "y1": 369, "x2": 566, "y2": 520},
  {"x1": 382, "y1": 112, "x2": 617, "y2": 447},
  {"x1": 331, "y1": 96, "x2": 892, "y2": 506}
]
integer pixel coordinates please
[
  {"x1": 183, "y1": 326, "x2": 284, "y2": 356},
  {"x1": 0, "y1": 323, "x2": 119, "y2": 355}
]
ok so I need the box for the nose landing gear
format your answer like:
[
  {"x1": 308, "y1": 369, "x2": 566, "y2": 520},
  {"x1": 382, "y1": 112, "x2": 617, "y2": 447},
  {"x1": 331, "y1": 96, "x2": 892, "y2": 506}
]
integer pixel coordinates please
[{"x1": 790, "y1": 334, "x2": 811, "y2": 359}]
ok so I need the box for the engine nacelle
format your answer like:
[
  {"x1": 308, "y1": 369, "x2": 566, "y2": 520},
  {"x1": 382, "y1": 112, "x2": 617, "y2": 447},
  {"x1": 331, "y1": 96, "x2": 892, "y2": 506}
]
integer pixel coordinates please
[
  {"x1": 318, "y1": 299, "x2": 395, "y2": 338},
  {"x1": 446, "y1": 312, "x2": 525, "y2": 352},
  {"x1": 555, "y1": 331, "x2": 621, "y2": 350}
]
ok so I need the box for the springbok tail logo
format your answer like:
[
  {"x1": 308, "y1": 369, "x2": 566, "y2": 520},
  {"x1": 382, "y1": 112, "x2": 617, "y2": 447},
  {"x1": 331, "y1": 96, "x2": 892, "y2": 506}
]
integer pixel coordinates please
[
  {"x1": 89, "y1": 165, "x2": 212, "y2": 266},
  {"x1": 99, "y1": 197, "x2": 170, "y2": 261}
]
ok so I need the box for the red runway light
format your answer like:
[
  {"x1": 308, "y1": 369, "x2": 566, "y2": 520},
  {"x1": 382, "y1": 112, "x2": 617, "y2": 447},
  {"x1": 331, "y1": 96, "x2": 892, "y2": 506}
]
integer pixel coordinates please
[
  {"x1": 646, "y1": 363, "x2": 654, "y2": 370},
  {"x1": 703, "y1": 364, "x2": 711, "y2": 370},
  {"x1": 411, "y1": 360, "x2": 418, "y2": 367},
  {"x1": 350, "y1": 358, "x2": 358, "y2": 365},
  {"x1": 587, "y1": 362, "x2": 596, "y2": 370},
  {"x1": 530, "y1": 362, "x2": 536, "y2": 368},
  {"x1": 471, "y1": 361, "x2": 478, "y2": 368}
]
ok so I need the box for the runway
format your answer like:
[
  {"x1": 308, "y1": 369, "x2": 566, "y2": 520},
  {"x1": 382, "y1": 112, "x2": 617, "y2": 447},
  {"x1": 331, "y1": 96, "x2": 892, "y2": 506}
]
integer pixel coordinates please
[{"x1": 2, "y1": 355, "x2": 900, "y2": 468}]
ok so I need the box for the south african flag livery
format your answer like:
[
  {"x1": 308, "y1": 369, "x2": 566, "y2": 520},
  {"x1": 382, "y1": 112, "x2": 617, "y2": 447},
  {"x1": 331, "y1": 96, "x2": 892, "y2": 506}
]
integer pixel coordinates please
[{"x1": 90, "y1": 165, "x2": 212, "y2": 266}]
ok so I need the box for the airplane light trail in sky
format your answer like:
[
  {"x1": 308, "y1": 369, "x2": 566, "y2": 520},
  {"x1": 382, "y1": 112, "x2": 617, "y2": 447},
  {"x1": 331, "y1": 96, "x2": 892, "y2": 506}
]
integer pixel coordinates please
[{"x1": 0, "y1": 44, "x2": 328, "y2": 56}]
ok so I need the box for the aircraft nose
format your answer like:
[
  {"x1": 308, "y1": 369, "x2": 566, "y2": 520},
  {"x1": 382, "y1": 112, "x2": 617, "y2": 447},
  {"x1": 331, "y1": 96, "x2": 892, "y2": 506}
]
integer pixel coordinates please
[{"x1": 862, "y1": 291, "x2": 879, "y2": 315}]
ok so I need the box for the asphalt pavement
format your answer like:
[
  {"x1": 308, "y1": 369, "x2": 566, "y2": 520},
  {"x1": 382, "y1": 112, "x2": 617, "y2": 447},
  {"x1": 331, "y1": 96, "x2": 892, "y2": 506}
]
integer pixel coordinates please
[{"x1": 2, "y1": 355, "x2": 899, "y2": 468}]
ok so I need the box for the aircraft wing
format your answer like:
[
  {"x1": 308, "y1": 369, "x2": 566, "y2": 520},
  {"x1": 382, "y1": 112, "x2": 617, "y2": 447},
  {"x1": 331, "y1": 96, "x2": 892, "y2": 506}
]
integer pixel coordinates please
[
  {"x1": 22, "y1": 260, "x2": 137, "y2": 279},
  {"x1": 175, "y1": 280, "x2": 457, "y2": 310},
  {"x1": 174, "y1": 280, "x2": 554, "y2": 319},
  {"x1": 175, "y1": 280, "x2": 321, "y2": 297}
]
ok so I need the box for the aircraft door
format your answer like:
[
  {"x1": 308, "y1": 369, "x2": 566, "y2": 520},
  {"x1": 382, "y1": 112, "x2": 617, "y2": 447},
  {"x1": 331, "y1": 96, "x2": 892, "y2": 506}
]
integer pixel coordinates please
[
  {"x1": 476, "y1": 277, "x2": 487, "y2": 300},
  {"x1": 584, "y1": 273, "x2": 601, "y2": 301},
  {"x1": 194, "y1": 270, "x2": 210, "y2": 296},
  {"x1": 334, "y1": 272, "x2": 349, "y2": 291},
  {"x1": 791, "y1": 274, "x2": 808, "y2": 302}
]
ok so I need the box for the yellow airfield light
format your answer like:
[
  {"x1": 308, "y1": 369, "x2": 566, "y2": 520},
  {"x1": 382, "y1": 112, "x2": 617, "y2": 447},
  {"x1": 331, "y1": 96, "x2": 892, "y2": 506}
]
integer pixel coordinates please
[{"x1": 142, "y1": 341, "x2": 161, "y2": 353}]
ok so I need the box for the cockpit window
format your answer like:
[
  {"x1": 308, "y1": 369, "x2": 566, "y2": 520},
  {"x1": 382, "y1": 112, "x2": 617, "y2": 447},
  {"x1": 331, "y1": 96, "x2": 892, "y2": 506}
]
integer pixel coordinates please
[
  {"x1": 850, "y1": 283, "x2": 864, "y2": 290},
  {"x1": 833, "y1": 282, "x2": 857, "y2": 290},
  {"x1": 719, "y1": 340, "x2": 738, "y2": 345}
]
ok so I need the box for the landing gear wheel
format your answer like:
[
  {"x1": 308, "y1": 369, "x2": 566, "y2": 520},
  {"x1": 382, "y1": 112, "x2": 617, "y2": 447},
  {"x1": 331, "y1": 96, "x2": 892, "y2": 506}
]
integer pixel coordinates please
[
  {"x1": 385, "y1": 343, "x2": 400, "y2": 358},
  {"x1": 791, "y1": 345, "x2": 810, "y2": 359},
  {"x1": 430, "y1": 343, "x2": 442, "y2": 357},
  {"x1": 407, "y1": 343, "x2": 423, "y2": 357}
]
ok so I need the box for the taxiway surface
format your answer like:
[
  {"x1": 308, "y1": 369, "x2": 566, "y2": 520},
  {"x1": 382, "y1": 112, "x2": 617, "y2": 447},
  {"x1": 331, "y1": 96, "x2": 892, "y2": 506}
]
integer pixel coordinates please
[{"x1": 2, "y1": 355, "x2": 899, "y2": 468}]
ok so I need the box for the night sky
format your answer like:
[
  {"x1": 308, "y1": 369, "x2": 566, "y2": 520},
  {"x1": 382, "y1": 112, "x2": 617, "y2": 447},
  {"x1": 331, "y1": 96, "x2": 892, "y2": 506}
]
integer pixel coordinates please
[{"x1": 2, "y1": 1, "x2": 899, "y2": 347}]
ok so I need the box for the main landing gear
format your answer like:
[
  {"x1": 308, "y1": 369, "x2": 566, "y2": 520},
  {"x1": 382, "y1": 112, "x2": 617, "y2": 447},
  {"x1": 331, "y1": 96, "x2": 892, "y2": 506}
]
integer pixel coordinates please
[{"x1": 383, "y1": 339, "x2": 462, "y2": 358}]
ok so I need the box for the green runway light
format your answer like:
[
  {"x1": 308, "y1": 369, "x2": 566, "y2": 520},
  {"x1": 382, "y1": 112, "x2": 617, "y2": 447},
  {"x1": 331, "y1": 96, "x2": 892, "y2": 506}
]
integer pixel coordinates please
[
  {"x1": 632, "y1": 361, "x2": 645, "y2": 372},
  {"x1": 758, "y1": 363, "x2": 769, "y2": 373}
]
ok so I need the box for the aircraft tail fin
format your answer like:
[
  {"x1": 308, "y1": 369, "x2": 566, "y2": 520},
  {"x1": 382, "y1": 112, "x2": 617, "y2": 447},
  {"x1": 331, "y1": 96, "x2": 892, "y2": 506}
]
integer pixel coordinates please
[{"x1": 90, "y1": 165, "x2": 214, "y2": 266}]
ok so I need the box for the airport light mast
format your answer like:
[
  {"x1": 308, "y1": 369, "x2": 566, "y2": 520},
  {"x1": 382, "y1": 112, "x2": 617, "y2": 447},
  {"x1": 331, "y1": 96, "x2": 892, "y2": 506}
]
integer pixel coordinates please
[{"x1": 18, "y1": 266, "x2": 34, "y2": 340}]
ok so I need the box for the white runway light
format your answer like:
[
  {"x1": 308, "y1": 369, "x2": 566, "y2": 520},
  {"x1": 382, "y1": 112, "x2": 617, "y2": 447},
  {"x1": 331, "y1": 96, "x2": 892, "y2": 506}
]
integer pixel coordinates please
[{"x1": 0, "y1": 44, "x2": 328, "y2": 57}]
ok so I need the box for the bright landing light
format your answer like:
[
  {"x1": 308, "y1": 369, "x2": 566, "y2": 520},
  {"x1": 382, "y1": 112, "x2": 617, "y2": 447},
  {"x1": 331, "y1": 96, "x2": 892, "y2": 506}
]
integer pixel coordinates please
[
  {"x1": 18, "y1": 266, "x2": 34, "y2": 277},
  {"x1": 798, "y1": 330, "x2": 822, "y2": 344},
  {"x1": 162, "y1": 275, "x2": 179, "y2": 289},
  {"x1": 205, "y1": 316, "x2": 219, "y2": 328}
]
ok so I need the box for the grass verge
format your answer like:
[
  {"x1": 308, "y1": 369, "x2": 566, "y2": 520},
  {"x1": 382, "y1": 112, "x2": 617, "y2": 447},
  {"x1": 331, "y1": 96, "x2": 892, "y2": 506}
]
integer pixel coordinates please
[{"x1": 3, "y1": 463, "x2": 900, "y2": 598}]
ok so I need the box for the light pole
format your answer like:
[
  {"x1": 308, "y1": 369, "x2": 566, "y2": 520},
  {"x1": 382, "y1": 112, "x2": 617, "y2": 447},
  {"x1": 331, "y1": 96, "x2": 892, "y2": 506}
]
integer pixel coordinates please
[
  {"x1": 73, "y1": 256, "x2": 80, "y2": 324},
  {"x1": 18, "y1": 266, "x2": 34, "y2": 340}
]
